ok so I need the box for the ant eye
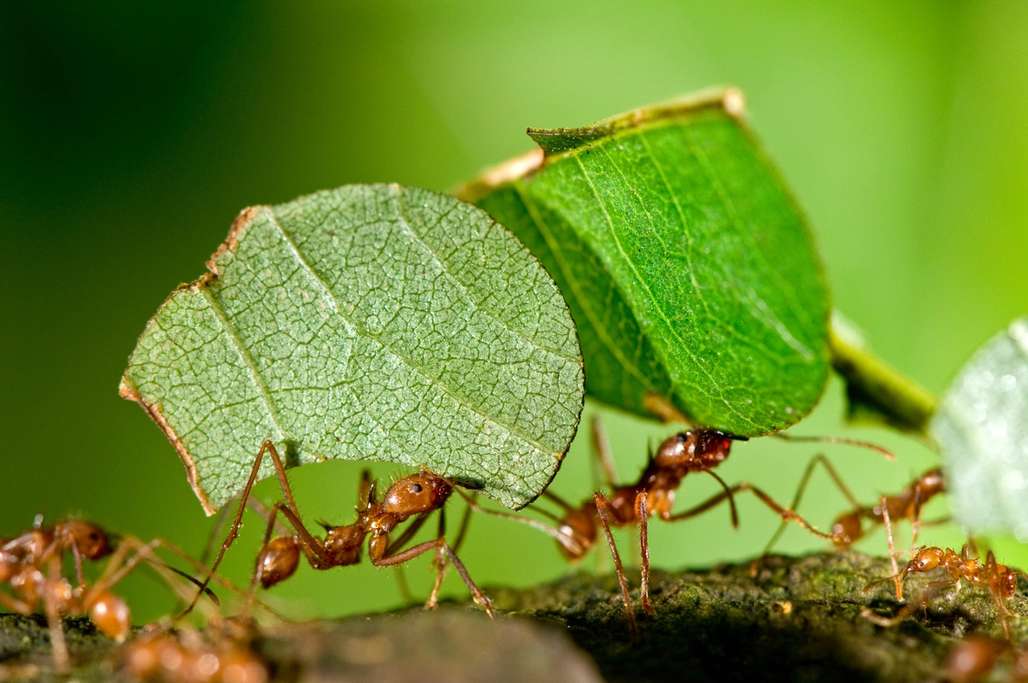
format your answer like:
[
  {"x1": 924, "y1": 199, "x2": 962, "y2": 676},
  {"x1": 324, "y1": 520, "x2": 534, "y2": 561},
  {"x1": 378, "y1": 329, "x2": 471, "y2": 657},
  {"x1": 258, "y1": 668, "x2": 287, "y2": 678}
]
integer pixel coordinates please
[{"x1": 409, "y1": 483, "x2": 423, "y2": 494}]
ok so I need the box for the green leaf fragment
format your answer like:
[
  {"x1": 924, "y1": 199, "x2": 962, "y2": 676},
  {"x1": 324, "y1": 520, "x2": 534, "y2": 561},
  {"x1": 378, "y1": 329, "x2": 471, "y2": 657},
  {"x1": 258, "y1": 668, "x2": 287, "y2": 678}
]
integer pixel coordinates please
[
  {"x1": 120, "y1": 185, "x2": 584, "y2": 513},
  {"x1": 461, "y1": 89, "x2": 829, "y2": 436},
  {"x1": 931, "y1": 317, "x2": 1028, "y2": 540}
]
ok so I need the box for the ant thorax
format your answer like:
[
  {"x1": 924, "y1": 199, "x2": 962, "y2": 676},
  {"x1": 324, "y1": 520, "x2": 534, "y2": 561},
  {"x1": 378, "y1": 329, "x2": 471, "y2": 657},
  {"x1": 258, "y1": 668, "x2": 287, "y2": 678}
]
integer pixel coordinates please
[{"x1": 653, "y1": 429, "x2": 735, "y2": 472}]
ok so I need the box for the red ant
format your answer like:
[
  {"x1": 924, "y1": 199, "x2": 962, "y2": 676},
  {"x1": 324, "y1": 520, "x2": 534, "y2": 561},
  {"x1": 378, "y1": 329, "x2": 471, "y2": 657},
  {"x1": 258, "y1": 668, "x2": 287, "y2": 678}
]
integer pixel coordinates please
[
  {"x1": 863, "y1": 541, "x2": 1022, "y2": 640},
  {"x1": 1, "y1": 519, "x2": 168, "y2": 672},
  {"x1": 763, "y1": 461, "x2": 946, "y2": 554},
  {"x1": 0, "y1": 517, "x2": 233, "y2": 674},
  {"x1": 945, "y1": 634, "x2": 1028, "y2": 683},
  {"x1": 187, "y1": 440, "x2": 492, "y2": 618},
  {"x1": 462, "y1": 417, "x2": 889, "y2": 630},
  {"x1": 121, "y1": 618, "x2": 267, "y2": 683}
]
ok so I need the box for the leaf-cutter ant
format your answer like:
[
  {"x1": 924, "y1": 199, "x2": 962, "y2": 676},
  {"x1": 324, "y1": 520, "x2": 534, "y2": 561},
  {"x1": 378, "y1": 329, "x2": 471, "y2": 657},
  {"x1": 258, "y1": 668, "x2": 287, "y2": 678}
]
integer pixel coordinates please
[
  {"x1": 186, "y1": 440, "x2": 493, "y2": 618},
  {"x1": 461, "y1": 416, "x2": 891, "y2": 631}
]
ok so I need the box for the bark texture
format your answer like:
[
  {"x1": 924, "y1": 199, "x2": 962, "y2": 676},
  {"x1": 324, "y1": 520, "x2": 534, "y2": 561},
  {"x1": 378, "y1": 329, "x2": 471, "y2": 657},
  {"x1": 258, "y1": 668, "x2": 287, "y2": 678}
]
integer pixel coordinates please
[{"x1": 1, "y1": 552, "x2": 1024, "y2": 682}]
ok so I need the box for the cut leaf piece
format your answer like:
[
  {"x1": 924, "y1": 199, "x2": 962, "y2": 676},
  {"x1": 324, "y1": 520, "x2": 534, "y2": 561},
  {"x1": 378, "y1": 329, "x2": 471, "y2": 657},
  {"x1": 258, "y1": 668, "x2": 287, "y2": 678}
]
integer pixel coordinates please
[
  {"x1": 460, "y1": 89, "x2": 829, "y2": 436},
  {"x1": 931, "y1": 317, "x2": 1028, "y2": 539},
  {"x1": 120, "y1": 185, "x2": 584, "y2": 513}
]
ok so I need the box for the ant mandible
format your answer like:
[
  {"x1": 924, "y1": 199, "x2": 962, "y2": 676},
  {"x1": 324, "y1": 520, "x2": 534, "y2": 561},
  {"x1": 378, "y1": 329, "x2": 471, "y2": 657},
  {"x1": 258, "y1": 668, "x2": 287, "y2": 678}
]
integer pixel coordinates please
[
  {"x1": 187, "y1": 440, "x2": 493, "y2": 617},
  {"x1": 463, "y1": 416, "x2": 889, "y2": 630},
  {"x1": 763, "y1": 461, "x2": 946, "y2": 554}
]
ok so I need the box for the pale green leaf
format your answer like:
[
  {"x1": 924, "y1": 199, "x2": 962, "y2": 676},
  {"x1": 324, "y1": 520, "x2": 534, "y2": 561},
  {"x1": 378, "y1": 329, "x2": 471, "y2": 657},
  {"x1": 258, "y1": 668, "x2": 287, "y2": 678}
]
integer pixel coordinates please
[
  {"x1": 460, "y1": 90, "x2": 829, "y2": 436},
  {"x1": 931, "y1": 317, "x2": 1028, "y2": 539},
  {"x1": 120, "y1": 185, "x2": 584, "y2": 513}
]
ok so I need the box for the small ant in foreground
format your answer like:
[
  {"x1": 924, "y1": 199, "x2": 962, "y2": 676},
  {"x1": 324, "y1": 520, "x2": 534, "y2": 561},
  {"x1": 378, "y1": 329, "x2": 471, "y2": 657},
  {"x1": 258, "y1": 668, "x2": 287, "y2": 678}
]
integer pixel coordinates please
[
  {"x1": 0, "y1": 518, "x2": 217, "y2": 673},
  {"x1": 763, "y1": 461, "x2": 946, "y2": 554},
  {"x1": 944, "y1": 634, "x2": 1028, "y2": 683},
  {"x1": 863, "y1": 540, "x2": 1022, "y2": 639},
  {"x1": 121, "y1": 618, "x2": 268, "y2": 683},
  {"x1": 187, "y1": 440, "x2": 492, "y2": 617},
  {"x1": 464, "y1": 417, "x2": 889, "y2": 630}
]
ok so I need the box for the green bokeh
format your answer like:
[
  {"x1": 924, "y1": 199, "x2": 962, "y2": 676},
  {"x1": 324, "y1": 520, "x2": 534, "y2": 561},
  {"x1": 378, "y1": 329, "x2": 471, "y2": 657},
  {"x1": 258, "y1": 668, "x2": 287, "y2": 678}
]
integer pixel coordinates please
[{"x1": 2, "y1": 1, "x2": 1025, "y2": 622}]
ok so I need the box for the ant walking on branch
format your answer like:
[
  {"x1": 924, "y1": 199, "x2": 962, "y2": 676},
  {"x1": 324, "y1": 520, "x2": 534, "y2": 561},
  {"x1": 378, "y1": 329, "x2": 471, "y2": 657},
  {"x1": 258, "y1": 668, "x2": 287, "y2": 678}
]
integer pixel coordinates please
[
  {"x1": 462, "y1": 416, "x2": 891, "y2": 631},
  {"x1": 187, "y1": 440, "x2": 493, "y2": 618},
  {"x1": 0, "y1": 517, "x2": 219, "y2": 673},
  {"x1": 863, "y1": 540, "x2": 1022, "y2": 639},
  {"x1": 763, "y1": 458, "x2": 946, "y2": 555}
]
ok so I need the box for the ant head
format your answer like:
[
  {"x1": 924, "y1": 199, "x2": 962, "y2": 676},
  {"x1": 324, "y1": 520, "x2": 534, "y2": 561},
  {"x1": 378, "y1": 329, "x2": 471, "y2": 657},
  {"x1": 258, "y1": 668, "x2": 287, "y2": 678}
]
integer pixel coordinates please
[
  {"x1": 654, "y1": 429, "x2": 741, "y2": 469},
  {"x1": 908, "y1": 546, "x2": 943, "y2": 573},
  {"x1": 383, "y1": 471, "x2": 453, "y2": 515},
  {"x1": 58, "y1": 520, "x2": 113, "y2": 560}
]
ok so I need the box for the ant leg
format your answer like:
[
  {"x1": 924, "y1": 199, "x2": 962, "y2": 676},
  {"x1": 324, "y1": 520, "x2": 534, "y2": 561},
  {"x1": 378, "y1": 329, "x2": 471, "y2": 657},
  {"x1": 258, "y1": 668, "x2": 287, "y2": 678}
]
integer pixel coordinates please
[
  {"x1": 879, "y1": 496, "x2": 902, "y2": 600},
  {"x1": 185, "y1": 440, "x2": 311, "y2": 615},
  {"x1": 667, "y1": 482, "x2": 840, "y2": 543},
  {"x1": 426, "y1": 508, "x2": 448, "y2": 610},
  {"x1": 70, "y1": 543, "x2": 86, "y2": 590},
  {"x1": 372, "y1": 535, "x2": 494, "y2": 617},
  {"x1": 0, "y1": 592, "x2": 33, "y2": 615},
  {"x1": 385, "y1": 512, "x2": 432, "y2": 556},
  {"x1": 774, "y1": 433, "x2": 895, "y2": 461},
  {"x1": 393, "y1": 566, "x2": 415, "y2": 605},
  {"x1": 453, "y1": 489, "x2": 584, "y2": 556},
  {"x1": 635, "y1": 493, "x2": 653, "y2": 615},
  {"x1": 590, "y1": 415, "x2": 618, "y2": 489},
  {"x1": 594, "y1": 493, "x2": 636, "y2": 633},
  {"x1": 452, "y1": 493, "x2": 475, "y2": 554},
  {"x1": 43, "y1": 555, "x2": 69, "y2": 674},
  {"x1": 763, "y1": 454, "x2": 860, "y2": 556},
  {"x1": 862, "y1": 579, "x2": 954, "y2": 627}
]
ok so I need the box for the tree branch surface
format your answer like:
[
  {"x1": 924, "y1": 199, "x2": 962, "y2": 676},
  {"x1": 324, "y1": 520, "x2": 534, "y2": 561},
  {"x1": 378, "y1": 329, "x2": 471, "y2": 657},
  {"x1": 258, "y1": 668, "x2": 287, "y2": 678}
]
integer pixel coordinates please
[{"x1": 2, "y1": 552, "x2": 1025, "y2": 682}]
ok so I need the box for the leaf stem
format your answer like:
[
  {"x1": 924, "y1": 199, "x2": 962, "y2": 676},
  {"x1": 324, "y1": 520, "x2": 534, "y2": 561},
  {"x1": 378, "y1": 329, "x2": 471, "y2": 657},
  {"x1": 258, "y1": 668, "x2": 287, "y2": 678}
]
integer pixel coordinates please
[{"x1": 828, "y1": 319, "x2": 938, "y2": 435}]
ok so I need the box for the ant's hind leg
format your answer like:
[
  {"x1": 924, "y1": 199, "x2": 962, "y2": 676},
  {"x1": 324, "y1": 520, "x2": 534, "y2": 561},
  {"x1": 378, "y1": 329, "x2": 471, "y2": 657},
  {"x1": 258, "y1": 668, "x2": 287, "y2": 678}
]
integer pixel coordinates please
[
  {"x1": 594, "y1": 493, "x2": 637, "y2": 633},
  {"x1": 763, "y1": 454, "x2": 859, "y2": 556}
]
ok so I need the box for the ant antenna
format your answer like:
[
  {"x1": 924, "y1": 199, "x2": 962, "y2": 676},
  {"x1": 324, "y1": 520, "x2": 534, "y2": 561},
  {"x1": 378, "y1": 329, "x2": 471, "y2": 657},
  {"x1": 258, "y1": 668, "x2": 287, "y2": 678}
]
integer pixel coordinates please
[{"x1": 774, "y1": 433, "x2": 895, "y2": 460}]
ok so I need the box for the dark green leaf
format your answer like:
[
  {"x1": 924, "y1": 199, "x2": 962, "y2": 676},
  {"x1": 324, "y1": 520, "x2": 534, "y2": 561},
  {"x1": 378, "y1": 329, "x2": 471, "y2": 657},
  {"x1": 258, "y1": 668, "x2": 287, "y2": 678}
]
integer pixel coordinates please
[
  {"x1": 120, "y1": 185, "x2": 584, "y2": 512},
  {"x1": 461, "y1": 90, "x2": 829, "y2": 436}
]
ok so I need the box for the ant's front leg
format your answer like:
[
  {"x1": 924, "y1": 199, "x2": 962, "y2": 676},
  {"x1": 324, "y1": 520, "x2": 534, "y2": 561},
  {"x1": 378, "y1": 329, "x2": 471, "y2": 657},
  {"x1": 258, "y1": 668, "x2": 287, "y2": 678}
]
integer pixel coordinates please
[
  {"x1": 370, "y1": 523, "x2": 494, "y2": 618},
  {"x1": 185, "y1": 440, "x2": 322, "y2": 615}
]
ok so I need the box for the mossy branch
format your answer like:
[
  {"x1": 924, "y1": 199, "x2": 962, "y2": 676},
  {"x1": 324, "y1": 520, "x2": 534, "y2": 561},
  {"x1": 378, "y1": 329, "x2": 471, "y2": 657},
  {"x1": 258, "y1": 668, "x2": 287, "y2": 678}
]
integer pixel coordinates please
[{"x1": 3, "y1": 552, "x2": 1025, "y2": 682}]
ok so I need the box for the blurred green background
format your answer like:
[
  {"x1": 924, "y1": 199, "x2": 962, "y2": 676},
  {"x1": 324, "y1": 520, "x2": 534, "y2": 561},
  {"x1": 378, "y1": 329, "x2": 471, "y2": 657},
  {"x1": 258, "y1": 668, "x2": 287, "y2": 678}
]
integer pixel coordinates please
[{"x1": 2, "y1": 1, "x2": 1026, "y2": 622}]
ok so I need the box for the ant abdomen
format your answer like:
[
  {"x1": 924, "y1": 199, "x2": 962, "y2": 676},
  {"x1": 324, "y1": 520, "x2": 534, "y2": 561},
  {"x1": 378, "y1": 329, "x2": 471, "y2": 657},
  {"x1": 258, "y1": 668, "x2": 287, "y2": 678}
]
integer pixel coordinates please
[
  {"x1": 88, "y1": 590, "x2": 131, "y2": 641},
  {"x1": 256, "y1": 537, "x2": 300, "y2": 588}
]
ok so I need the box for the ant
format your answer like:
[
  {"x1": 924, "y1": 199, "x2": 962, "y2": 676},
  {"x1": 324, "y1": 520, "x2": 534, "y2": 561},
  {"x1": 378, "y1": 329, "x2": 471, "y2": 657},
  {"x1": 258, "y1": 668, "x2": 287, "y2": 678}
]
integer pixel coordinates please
[
  {"x1": 462, "y1": 416, "x2": 890, "y2": 630},
  {"x1": 187, "y1": 440, "x2": 493, "y2": 618},
  {"x1": 121, "y1": 618, "x2": 268, "y2": 683},
  {"x1": 0, "y1": 517, "x2": 226, "y2": 674},
  {"x1": 945, "y1": 634, "x2": 1028, "y2": 683},
  {"x1": 863, "y1": 541, "x2": 1022, "y2": 640},
  {"x1": 763, "y1": 461, "x2": 946, "y2": 554}
]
